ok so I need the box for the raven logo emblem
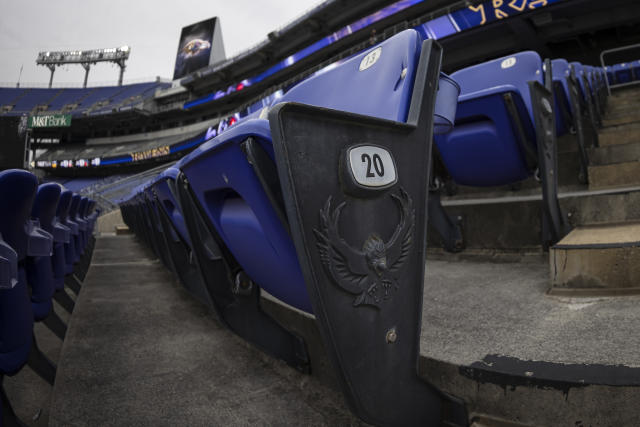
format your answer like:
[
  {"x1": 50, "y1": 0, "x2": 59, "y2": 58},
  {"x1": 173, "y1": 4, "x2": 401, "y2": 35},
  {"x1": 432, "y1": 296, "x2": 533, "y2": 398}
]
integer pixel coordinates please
[{"x1": 313, "y1": 188, "x2": 415, "y2": 308}]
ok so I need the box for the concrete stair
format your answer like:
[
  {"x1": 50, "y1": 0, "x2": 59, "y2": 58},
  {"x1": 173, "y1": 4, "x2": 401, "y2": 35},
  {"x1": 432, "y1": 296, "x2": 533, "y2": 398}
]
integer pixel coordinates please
[
  {"x1": 598, "y1": 122, "x2": 640, "y2": 147},
  {"x1": 550, "y1": 221, "x2": 640, "y2": 295},
  {"x1": 588, "y1": 90, "x2": 640, "y2": 188}
]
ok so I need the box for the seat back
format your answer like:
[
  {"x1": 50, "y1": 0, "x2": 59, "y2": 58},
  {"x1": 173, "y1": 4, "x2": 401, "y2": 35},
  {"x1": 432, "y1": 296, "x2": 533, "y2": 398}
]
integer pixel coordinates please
[
  {"x1": 436, "y1": 51, "x2": 543, "y2": 186},
  {"x1": 154, "y1": 168, "x2": 191, "y2": 247},
  {"x1": 0, "y1": 170, "x2": 38, "y2": 260},
  {"x1": 612, "y1": 63, "x2": 632, "y2": 84},
  {"x1": 606, "y1": 67, "x2": 614, "y2": 85},
  {"x1": 56, "y1": 189, "x2": 72, "y2": 222},
  {"x1": 631, "y1": 60, "x2": 640, "y2": 81},
  {"x1": 550, "y1": 58, "x2": 573, "y2": 134},
  {"x1": 277, "y1": 30, "x2": 422, "y2": 123},
  {"x1": 569, "y1": 62, "x2": 589, "y2": 98},
  {"x1": 453, "y1": 51, "x2": 542, "y2": 123},
  {"x1": 28, "y1": 183, "x2": 61, "y2": 317},
  {"x1": 58, "y1": 190, "x2": 79, "y2": 270},
  {"x1": 32, "y1": 183, "x2": 61, "y2": 234}
]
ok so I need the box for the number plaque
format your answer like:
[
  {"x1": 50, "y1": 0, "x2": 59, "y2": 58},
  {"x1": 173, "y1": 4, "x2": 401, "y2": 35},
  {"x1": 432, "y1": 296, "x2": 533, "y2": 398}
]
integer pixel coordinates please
[{"x1": 347, "y1": 145, "x2": 397, "y2": 188}]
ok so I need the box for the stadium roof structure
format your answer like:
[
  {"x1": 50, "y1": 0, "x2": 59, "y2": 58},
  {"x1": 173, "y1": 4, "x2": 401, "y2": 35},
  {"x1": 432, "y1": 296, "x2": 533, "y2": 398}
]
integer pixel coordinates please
[{"x1": 2, "y1": 0, "x2": 639, "y2": 175}]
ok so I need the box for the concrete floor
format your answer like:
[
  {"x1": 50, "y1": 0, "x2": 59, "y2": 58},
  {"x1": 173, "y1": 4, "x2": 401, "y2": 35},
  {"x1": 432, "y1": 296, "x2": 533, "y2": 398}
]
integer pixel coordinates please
[
  {"x1": 9, "y1": 233, "x2": 640, "y2": 425},
  {"x1": 421, "y1": 257, "x2": 640, "y2": 369},
  {"x1": 39, "y1": 235, "x2": 362, "y2": 426}
]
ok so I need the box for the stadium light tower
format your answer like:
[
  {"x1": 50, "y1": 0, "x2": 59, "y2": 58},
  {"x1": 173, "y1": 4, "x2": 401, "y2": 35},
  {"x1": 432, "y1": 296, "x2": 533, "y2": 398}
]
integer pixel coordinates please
[{"x1": 36, "y1": 46, "x2": 130, "y2": 88}]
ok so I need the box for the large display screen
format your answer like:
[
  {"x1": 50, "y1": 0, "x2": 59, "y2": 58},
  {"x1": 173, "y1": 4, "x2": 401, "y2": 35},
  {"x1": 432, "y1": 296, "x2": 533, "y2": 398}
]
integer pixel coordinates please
[{"x1": 173, "y1": 18, "x2": 219, "y2": 80}]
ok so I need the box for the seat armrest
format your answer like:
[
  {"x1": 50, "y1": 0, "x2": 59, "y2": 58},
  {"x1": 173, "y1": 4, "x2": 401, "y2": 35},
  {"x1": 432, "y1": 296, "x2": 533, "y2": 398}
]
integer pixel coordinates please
[
  {"x1": 66, "y1": 220, "x2": 79, "y2": 235},
  {"x1": 53, "y1": 220, "x2": 71, "y2": 244},
  {"x1": 26, "y1": 219, "x2": 53, "y2": 257},
  {"x1": 0, "y1": 234, "x2": 18, "y2": 290}
]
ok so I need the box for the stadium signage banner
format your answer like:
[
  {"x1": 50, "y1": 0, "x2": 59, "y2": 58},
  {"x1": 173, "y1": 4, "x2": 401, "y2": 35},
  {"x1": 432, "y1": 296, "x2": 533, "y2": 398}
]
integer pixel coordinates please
[
  {"x1": 28, "y1": 114, "x2": 72, "y2": 128},
  {"x1": 131, "y1": 145, "x2": 170, "y2": 162}
]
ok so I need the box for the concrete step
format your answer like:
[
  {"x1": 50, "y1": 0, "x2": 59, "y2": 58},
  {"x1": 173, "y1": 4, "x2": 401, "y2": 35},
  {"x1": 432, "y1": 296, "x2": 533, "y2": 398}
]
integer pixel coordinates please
[
  {"x1": 549, "y1": 222, "x2": 640, "y2": 295},
  {"x1": 605, "y1": 101, "x2": 640, "y2": 116},
  {"x1": 588, "y1": 160, "x2": 640, "y2": 189},
  {"x1": 428, "y1": 186, "x2": 640, "y2": 251},
  {"x1": 602, "y1": 110, "x2": 640, "y2": 127},
  {"x1": 589, "y1": 141, "x2": 640, "y2": 166},
  {"x1": 598, "y1": 121, "x2": 640, "y2": 147},
  {"x1": 114, "y1": 225, "x2": 130, "y2": 234},
  {"x1": 610, "y1": 85, "x2": 640, "y2": 103}
]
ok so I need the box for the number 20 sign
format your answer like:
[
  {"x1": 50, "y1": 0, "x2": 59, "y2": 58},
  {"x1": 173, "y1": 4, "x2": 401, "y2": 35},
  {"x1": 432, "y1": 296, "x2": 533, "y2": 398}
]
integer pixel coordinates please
[{"x1": 347, "y1": 145, "x2": 397, "y2": 189}]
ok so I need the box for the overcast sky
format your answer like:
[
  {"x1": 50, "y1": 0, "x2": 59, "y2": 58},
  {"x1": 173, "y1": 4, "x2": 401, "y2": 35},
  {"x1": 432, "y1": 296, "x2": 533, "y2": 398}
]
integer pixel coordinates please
[{"x1": 0, "y1": 0, "x2": 321, "y2": 87}]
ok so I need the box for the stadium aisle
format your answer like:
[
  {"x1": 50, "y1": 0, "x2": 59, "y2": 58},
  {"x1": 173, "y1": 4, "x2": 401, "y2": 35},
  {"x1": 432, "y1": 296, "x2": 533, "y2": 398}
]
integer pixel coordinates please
[{"x1": 47, "y1": 235, "x2": 362, "y2": 426}]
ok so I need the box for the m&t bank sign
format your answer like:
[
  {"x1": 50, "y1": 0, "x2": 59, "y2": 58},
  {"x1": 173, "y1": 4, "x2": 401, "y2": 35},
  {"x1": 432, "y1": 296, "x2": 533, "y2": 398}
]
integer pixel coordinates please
[{"x1": 28, "y1": 114, "x2": 72, "y2": 128}]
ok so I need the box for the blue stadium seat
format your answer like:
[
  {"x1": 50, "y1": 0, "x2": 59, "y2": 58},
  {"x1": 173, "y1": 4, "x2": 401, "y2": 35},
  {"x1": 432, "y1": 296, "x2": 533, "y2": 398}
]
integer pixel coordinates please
[
  {"x1": 175, "y1": 29, "x2": 457, "y2": 313},
  {"x1": 57, "y1": 190, "x2": 79, "y2": 276},
  {"x1": 86, "y1": 199, "x2": 99, "y2": 232},
  {"x1": 34, "y1": 184, "x2": 75, "y2": 314},
  {"x1": 154, "y1": 168, "x2": 192, "y2": 247},
  {"x1": 570, "y1": 62, "x2": 589, "y2": 99},
  {"x1": 570, "y1": 61, "x2": 603, "y2": 130},
  {"x1": 147, "y1": 168, "x2": 216, "y2": 305},
  {"x1": 613, "y1": 63, "x2": 632, "y2": 84},
  {"x1": 550, "y1": 59, "x2": 573, "y2": 135},
  {"x1": 26, "y1": 186, "x2": 57, "y2": 322},
  {"x1": 147, "y1": 30, "x2": 410, "y2": 370},
  {"x1": 606, "y1": 66, "x2": 615, "y2": 85},
  {"x1": 436, "y1": 51, "x2": 544, "y2": 186},
  {"x1": 78, "y1": 197, "x2": 89, "y2": 252},
  {"x1": 30, "y1": 183, "x2": 69, "y2": 339},
  {"x1": 631, "y1": 60, "x2": 640, "y2": 81},
  {"x1": 68, "y1": 194, "x2": 85, "y2": 263},
  {"x1": 434, "y1": 51, "x2": 569, "y2": 245}
]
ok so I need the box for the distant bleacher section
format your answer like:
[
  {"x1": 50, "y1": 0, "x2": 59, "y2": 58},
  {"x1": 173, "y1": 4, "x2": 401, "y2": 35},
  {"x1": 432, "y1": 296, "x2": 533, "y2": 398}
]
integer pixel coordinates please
[
  {"x1": 78, "y1": 163, "x2": 173, "y2": 213},
  {"x1": 606, "y1": 61, "x2": 640, "y2": 86},
  {"x1": 42, "y1": 174, "x2": 130, "y2": 194},
  {"x1": 0, "y1": 81, "x2": 169, "y2": 117}
]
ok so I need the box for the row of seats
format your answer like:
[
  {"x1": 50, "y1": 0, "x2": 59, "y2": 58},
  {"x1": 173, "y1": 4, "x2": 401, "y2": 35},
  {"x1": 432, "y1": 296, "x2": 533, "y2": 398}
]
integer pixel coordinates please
[
  {"x1": 120, "y1": 29, "x2": 459, "y2": 364},
  {"x1": 606, "y1": 61, "x2": 640, "y2": 85},
  {"x1": 0, "y1": 170, "x2": 99, "y2": 425},
  {"x1": 431, "y1": 51, "x2": 607, "y2": 248},
  {"x1": 119, "y1": 27, "x2": 609, "y2": 361},
  {"x1": 437, "y1": 53, "x2": 606, "y2": 186},
  {"x1": 118, "y1": 29, "x2": 608, "y2": 422},
  {"x1": 0, "y1": 82, "x2": 168, "y2": 117}
]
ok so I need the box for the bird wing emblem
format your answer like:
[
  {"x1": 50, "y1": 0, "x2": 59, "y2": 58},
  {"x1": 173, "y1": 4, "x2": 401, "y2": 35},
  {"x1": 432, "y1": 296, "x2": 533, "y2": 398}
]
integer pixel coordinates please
[
  {"x1": 385, "y1": 188, "x2": 414, "y2": 273},
  {"x1": 313, "y1": 188, "x2": 415, "y2": 308},
  {"x1": 313, "y1": 197, "x2": 370, "y2": 295}
]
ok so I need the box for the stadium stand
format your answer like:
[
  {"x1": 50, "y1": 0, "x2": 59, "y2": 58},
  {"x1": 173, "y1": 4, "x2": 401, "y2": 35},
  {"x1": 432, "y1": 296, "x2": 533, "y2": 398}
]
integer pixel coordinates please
[
  {"x1": 6, "y1": 0, "x2": 640, "y2": 425},
  {"x1": 0, "y1": 169, "x2": 98, "y2": 425},
  {"x1": 0, "y1": 82, "x2": 168, "y2": 117}
]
